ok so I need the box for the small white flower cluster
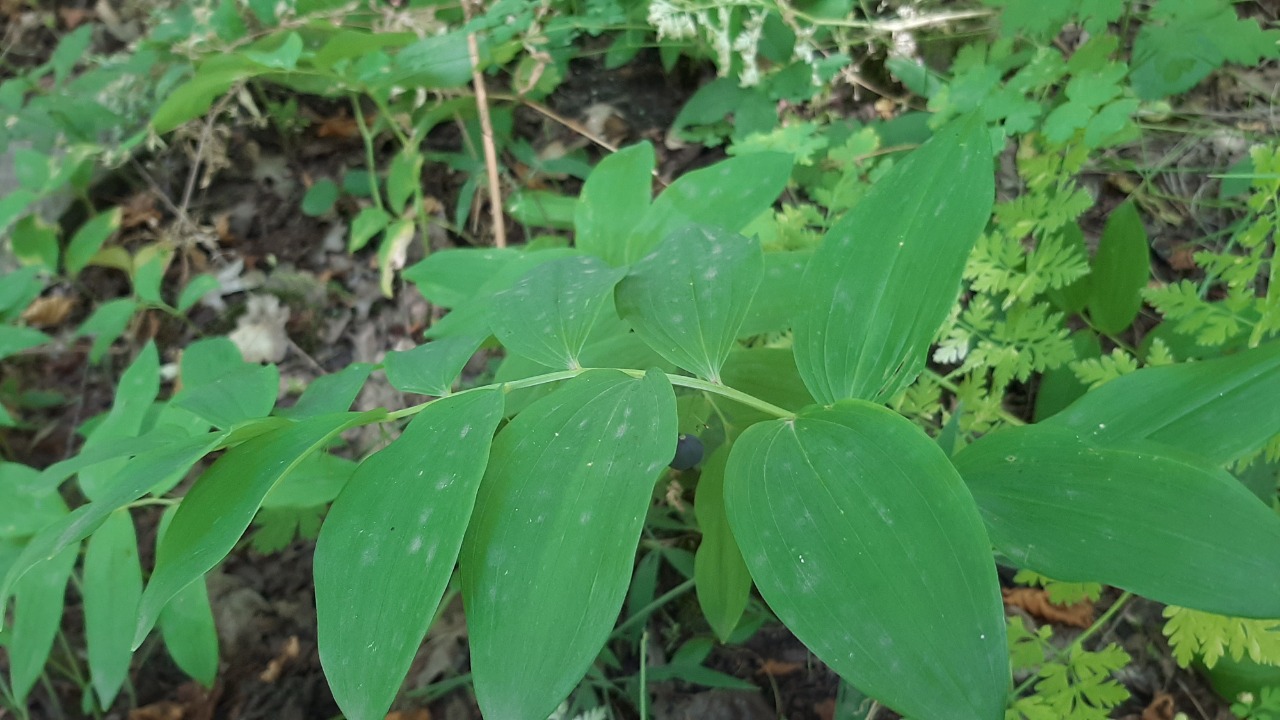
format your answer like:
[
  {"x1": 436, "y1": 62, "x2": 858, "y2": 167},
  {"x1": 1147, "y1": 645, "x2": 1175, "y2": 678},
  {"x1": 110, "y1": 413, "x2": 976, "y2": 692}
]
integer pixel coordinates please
[{"x1": 646, "y1": 0, "x2": 828, "y2": 90}]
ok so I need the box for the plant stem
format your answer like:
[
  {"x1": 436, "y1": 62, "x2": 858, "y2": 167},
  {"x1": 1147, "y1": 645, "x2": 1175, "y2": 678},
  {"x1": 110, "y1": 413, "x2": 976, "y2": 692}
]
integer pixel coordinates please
[
  {"x1": 611, "y1": 578, "x2": 696, "y2": 639},
  {"x1": 386, "y1": 368, "x2": 795, "y2": 421}
]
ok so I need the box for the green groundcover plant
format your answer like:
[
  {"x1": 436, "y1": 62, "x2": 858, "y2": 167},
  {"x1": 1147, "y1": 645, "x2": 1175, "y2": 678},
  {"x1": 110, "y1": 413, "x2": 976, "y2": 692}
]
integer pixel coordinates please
[{"x1": 4, "y1": 112, "x2": 1280, "y2": 720}]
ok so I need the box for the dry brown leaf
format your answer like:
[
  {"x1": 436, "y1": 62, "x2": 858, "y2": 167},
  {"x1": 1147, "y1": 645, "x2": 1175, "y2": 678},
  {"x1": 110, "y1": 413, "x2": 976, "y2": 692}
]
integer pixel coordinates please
[
  {"x1": 121, "y1": 192, "x2": 163, "y2": 230},
  {"x1": 1141, "y1": 691, "x2": 1176, "y2": 720},
  {"x1": 259, "y1": 635, "x2": 301, "y2": 683},
  {"x1": 21, "y1": 295, "x2": 76, "y2": 327},
  {"x1": 129, "y1": 702, "x2": 184, "y2": 720},
  {"x1": 1169, "y1": 245, "x2": 1198, "y2": 271},
  {"x1": 664, "y1": 478, "x2": 685, "y2": 512},
  {"x1": 386, "y1": 710, "x2": 431, "y2": 720},
  {"x1": 58, "y1": 7, "x2": 92, "y2": 28},
  {"x1": 813, "y1": 697, "x2": 836, "y2": 720},
  {"x1": 757, "y1": 658, "x2": 803, "y2": 677},
  {"x1": 1002, "y1": 587, "x2": 1094, "y2": 628},
  {"x1": 315, "y1": 113, "x2": 365, "y2": 139}
]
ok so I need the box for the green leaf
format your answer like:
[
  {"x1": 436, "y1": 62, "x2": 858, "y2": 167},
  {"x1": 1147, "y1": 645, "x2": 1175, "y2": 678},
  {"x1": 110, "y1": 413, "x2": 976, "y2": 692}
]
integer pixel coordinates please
[
  {"x1": 953, "y1": 423, "x2": 1280, "y2": 617},
  {"x1": 302, "y1": 179, "x2": 339, "y2": 216},
  {"x1": 349, "y1": 206, "x2": 390, "y2": 253},
  {"x1": 78, "y1": 298, "x2": 137, "y2": 364},
  {"x1": 0, "y1": 463, "x2": 66, "y2": 540},
  {"x1": 739, "y1": 250, "x2": 810, "y2": 337},
  {"x1": 151, "y1": 64, "x2": 258, "y2": 134},
  {"x1": 135, "y1": 412, "x2": 382, "y2": 647},
  {"x1": 1044, "y1": 340, "x2": 1280, "y2": 465},
  {"x1": 0, "y1": 193, "x2": 36, "y2": 239},
  {"x1": 616, "y1": 225, "x2": 763, "y2": 382},
  {"x1": 176, "y1": 274, "x2": 219, "y2": 313},
  {"x1": 0, "y1": 325, "x2": 50, "y2": 362},
  {"x1": 83, "y1": 509, "x2": 143, "y2": 708},
  {"x1": 0, "y1": 431, "x2": 229, "y2": 606},
  {"x1": 794, "y1": 115, "x2": 994, "y2": 403},
  {"x1": 79, "y1": 342, "x2": 161, "y2": 499},
  {"x1": 243, "y1": 31, "x2": 304, "y2": 70},
  {"x1": 377, "y1": 218, "x2": 414, "y2": 297},
  {"x1": 0, "y1": 266, "x2": 44, "y2": 322},
  {"x1": 629, "y1": 153, "x2": 793, "y2": 263},
  {"x1": 10, "y1": 215, "x2": 59, "y2": 271},
  {"x1": 156, "y1": 507, "x2": 220, "y2": 687},
  {"x1": 575, "y1": 142, "x2": 654, "y2": 266},
  {"x1": 174, "y1": 363, "x2": 279, "y2": 429},
  {"x1": 386, "y1": 149, "x2": 422, "y2": 216},
  {"x1": 1087, "y1": 201, "x2": 1149, "y2": 334},
  {"x1": 9, "y1": 545, "x2": 77, "y2": 704},
  {"x1": 718, "y1": 347, "x2": 815, "y2": 426},
  {"x1": 460, "y1": 370, "x2": 677, "y2": 720},
  {"x1": 489, "y1": 256, "x2": 626, "y2": 370},
  {"x1": 693, "y1": 443, "x2": 751, "y2": 642},
  {"x1": 278, "y1": 363, "x2": 372, "y2": 419},
  {"x1": 50, "y1": 25, "x2": 93, "y2": 83},
  {"x1": 12, "y1": 148, "x2": 51, "y2": 192},
  {"x1": 316, "y1": 389, "x2": 503, "y2": 720},
  {"x1": 725, "y1": 402, "x2": 1007, "y2": 719},
  {"x1": 65, "y1": 209, "x2": 122, "y2": 277},
  {"x1": 507, "y1": 190, "x2": 578, "y2": 230},
  {"x1": 392, "y1": 30, "x2": 478, "y2": 89},
  {"x1": 260, "y1": 452, "x2": 356, "y2": 509},
  {"x1": 383, "y1": 335, "x2": 486, "y2": 397}
]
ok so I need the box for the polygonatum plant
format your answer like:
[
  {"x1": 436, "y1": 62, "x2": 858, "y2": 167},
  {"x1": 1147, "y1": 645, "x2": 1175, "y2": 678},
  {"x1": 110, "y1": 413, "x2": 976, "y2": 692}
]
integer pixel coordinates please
[{"x1": 6, "y1": 114, "x2": 1280, "y2": 720}]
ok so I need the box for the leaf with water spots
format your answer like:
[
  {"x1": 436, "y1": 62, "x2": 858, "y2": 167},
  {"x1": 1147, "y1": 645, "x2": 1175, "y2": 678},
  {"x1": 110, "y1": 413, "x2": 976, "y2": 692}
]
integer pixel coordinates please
[
  {"x1": 615, "y1": 225, "x2": 763, "y2": 382},
  {"x1": 724, "y1": 401, "x2": 1008, "y2": 720},
  {"x1": 794, "y1": 114, "x2": 993, "y2": 404},
  {"x1": 460, "y1": 370, "x2": 676, "y2": 720},
  {"x1": 490, "y1": 256, "x2": 627, "y2": 370},
  {"x1": 315, "y1": 389, "x2": 503, "y2": 720},
  {"x1": 953, "y1": 422, "x2": 1280, "y2": 618}
]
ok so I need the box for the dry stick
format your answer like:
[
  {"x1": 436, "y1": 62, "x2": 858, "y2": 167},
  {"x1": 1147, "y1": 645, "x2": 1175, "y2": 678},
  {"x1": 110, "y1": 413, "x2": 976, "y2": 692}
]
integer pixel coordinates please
[
  {"x1": 491, "y1": 93, "x2": 671, "y2": 189},
  {"x1": 178, "y1": 89, "x2": 237, "y2": 224},
  {"x1": 464, "y1": 3, "x2": 506, "y2": 249}
]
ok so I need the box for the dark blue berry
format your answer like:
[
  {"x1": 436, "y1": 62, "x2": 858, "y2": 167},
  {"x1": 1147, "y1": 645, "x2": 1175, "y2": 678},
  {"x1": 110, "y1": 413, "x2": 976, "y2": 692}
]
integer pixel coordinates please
[{"x1": 669, "y1": 434, "x2": 704, "y2": 470}]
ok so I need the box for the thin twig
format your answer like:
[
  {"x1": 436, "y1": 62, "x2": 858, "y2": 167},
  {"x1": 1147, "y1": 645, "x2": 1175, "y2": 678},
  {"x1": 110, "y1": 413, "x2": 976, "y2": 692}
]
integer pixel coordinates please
[
  {"x1": 464, "y1": 1, "x2": 506, "y2": 248},
  {"x1": 178, "y1": 90, "x2": 238, "y2": 225}
]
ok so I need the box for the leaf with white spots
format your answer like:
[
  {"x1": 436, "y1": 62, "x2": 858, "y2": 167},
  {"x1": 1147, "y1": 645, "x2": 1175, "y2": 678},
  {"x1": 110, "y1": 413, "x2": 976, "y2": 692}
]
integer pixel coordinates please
[
  {"x1": 794, "y1": 114, "x2": 993, "y2": 404},
  {"x1": 490, "y1": 256, "x2": 627, "y2": 370},
  {"x1": 953, "y1": 423, "x2": 1280, "y2": 618},
  {"x1": 628, "y1": 152, "x2": 793, "y2": 262},
  {"x1": 134, "y1": 411, "x2": 384, "y2": 648},
  {"x1": 615, "y1": 225, "x2": 763, "y2": 382},
  {"x1": 724, "y1": 401, "x2": 1008, "y2": 720},
  {"x1": 460, "y1": 370, "x2": 676, "y2": 720},
  {"x1": 315, "y1": 389, "x2": 504, "y2": 720}
]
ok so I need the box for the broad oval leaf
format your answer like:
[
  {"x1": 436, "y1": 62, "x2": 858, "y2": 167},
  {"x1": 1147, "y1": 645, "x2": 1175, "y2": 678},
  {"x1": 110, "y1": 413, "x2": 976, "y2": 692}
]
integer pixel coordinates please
[
  {"x1": 616, "y1": 225, "x2": 763, "y2": 382},
  {"x1": 278, "y1": 363, "x2": 372, "y2": 419},
  {"x1": 724, "y1": 401, "x2": 1008, "y2": 720},
  {"x1": 1044, "y1": 340, "x2": 1280, "y2": 466},
  {"x1": 490, "y1": 256, "x2": 626, "y2": 370},
  {"x1": 953, "y1": 424, "x2": 1280, "y2": 618},
  {"x1": 629, "y1": 152, "x2": 793, "y2": 263},
  {"x1": 83, "y1": 509, "x2": 142, "y2": 708},
  {"x1": 383, "y1": 334, "x2": 486, "y2": 397},
  {"x1": 173, "y1": 363, "x2": 279, "y2": 430},
  {"x1": 315, "y1": 389, "x2": 504, "y2": 720},
  {"x1": 134, "y1": 411, "x2": 383, "y2": 647},
  {"x1": 739, "y1": 250, "x2": 810, "y2": 337},
  {"x1": 1087, "y1": 201, "x2": 1149, "y2": 334},
  {"x1": 693, "y1": 443, "x2": 751, "y2": 642},
  {"x1": 794, "y1": 115, "x2": 994, "y2": 403},
  {"x1": 460, "y1": 369, "x2": 677, "y2": 720},
  {"x1": 575, "y1": 142, "x2": 654, "y2": 266}
]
